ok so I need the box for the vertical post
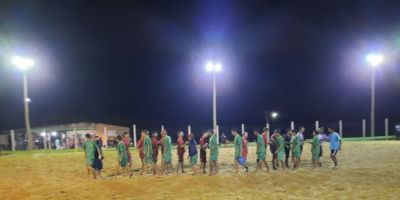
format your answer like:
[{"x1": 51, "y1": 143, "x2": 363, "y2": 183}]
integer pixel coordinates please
[
  {"x1": 188, "y1": 125, "x2": 191, "y2": 134},
  {"x1": 212, "y1": 72, "x2": 218, "y2": 140},
  {"x1": 315, "y1": 121, "x2": 319, "y2": 131},
  {"x1": 339, "y1": 120, "x2": 343, "y2": 137},
  {"x1": 48, "y1": 132, "x2": 52, "y2": 150},
  {"x1": 385, "y1": 118, "x2": 389, "y2": 139},
  {"x1": 266, "y1": 123, "x2": 270, "y2": 142},
  {"x1": 74, "y1": 128, "x2": 78, "y2": 151},
  {"x1": 290, "y1": 121, "x2": 294, "y2": 130},
  {"x1": 133, "y1": 124, "x2": 137, "y2": 147},
  {"x1": 10, "y1": 130, "x2": 16, "y2": 151},
  {"x1": 241, "y1": 123, "x2": 245, "y2": 134},
  {"x1": 161, "y1": 125, "x2": 165, "y2": 131},
  {"x1": 23, "y1": 72, "x2": 33, "y2": 150},
  {"x1": 103, "y1": 127, "x2": 108, "y2": 148},
  {"x1": 362, "y1": 119, "x2": 366, "y2": 138},
  {"x1": 43, "y1": 129, "x2": 47, "y2": 150},
  {"x1": 371, "y1": 69, "x2": 375, "y2": 137},
  {"x1": 216, "y1": 125, "x2": 219, "y2": 144}
]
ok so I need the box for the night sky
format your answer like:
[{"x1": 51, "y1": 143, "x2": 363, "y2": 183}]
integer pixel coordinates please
[{"x1": 1, "y1": 0, "x2": 400, "y2": 131}]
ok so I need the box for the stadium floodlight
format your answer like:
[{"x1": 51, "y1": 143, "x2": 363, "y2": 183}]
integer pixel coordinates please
[
  {"x1": 365, "y1": 53, "x2": 384, "y2": 137},
  {"x1": 40, "y1": 132, "x2": 46, "y2": 137},
  {"x1": 205, "y1": 61, "x2": 222, "y2": 143},
  {"x1": 271, "y1": 112, "x2": 279, "y2": 119},
  {"x1": 11, "y1": 55, "x2": 35, "y2": 150},
  {"x1": 51, "y1": 131, "x2": 57, "y2": 136},
  {"x1": 366, "y1": 54, "x2": 384, "y2": 67}
]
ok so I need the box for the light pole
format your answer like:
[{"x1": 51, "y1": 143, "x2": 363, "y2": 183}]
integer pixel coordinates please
[
  {"x1": 366, "y1": 54, "x2": 383, "y2": 137},
  {"x1": 206, "y1": 61, "x2": 222, "y2": 138},
  {"x1": 12, "y1": 56, "x2": 34, "y2": 150}
]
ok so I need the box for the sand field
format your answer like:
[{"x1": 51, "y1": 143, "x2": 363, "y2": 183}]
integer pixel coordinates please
[{"x1": 0, "y1": 140, "x2": 399, "y2": 200}]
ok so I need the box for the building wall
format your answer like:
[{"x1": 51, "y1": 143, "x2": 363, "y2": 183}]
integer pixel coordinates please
[{"x1": 95, "y1": 123, "x2": 129, "y2": 147}]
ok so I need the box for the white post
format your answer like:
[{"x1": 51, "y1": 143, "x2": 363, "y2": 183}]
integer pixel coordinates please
[
  {"x1": 188, "y1": 125, "x2": 191, "y2": 134},
  {"x1": 103, "y1": 127, "x2": 108, "y2": 148},
  {"x1": 74, "y1": 128, "x2": 78, "y2": 151},
  {"x1": 47, "y1": 132, "x2": 52, "y2": 150},
  {"x1": 133, "y1": 124, "x2": 137, "y2": 147},
  {"x1": 216, "y1": 125, "x2": 220, "y2": 144},
  {"x1": 339, "y1": 120, "x2": 343, "y2": 137},
  {"x1": 161, "y1": 125, "x2": 165, "y2": 131},
  {"x1": 266, "y1": 123, "x2": 270, "y2": 142},
  {"x1": 10, "y1": 130, "x2": 16, "y2": 151},
  {"x1": 362, "y1": 119, "x2": 366, "y2": 138},
  {"x1": 290, "y1": 121, "x2": 294, "y2": 130},
  {"x1": 212, "y1": 73, "x2": 218, "y2": 142},
  {"x1": 43, "y1": 129, "x2": 47, "y2": 150},
  {"x1": 315, "y1": 121, "x2": 319, "y2": 131},
  {"x1": 241, "y1": 123, "x2": 245, "y2": 134},
  {"x1": 385, "y1": 118, "x2": 389, "y2": 139}
]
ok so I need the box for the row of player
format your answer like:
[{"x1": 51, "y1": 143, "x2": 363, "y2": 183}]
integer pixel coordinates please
[{"x1": 82, "y1": 126, "x2": 342, "y2": 179}]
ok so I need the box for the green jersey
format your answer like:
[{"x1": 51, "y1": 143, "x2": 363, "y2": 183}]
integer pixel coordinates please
[
  {"x1": 143, "y1": 135, "x2": 153, "y2": 164},
  {"x1": 209, "y1": 134, "x2": 219, "y2": 161},
  {"x1": 234, "y1": 134, "x2": 242, "y2": 159},
  {"x1": 291, "y1": 135, "x2": 301, "y2": 158},
  {"x1": 83, "y1": 140, "x2": 96, "y2": 165},
  {"x1": 256, "y1": 134, "x2": 266, "y2": 160},
  {"x1": 311, "y1": 136, "x2": 320, "y2": 160},
  {"x1": 276, "y1": 135, "x2": 285, "y2": 161},
  {"x1": 117, "y1": 141, "x2": 128, "y2": 167},
  {"x1": 162, "y1": 135, "x2": 172, "y2": 162}
]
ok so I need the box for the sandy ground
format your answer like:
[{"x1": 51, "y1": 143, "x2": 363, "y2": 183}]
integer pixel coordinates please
[{"x1": 0, "y1": 140, "x2": 400, "y2": 200}]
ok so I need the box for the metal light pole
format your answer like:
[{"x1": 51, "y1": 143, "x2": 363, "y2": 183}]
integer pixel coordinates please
[
  {"x1": 366, "y1": 54, "x2": 383, "y2": 137},
  {"x1": 206, "y1": 61, "x2": 222, "y2": 138},
  {"x1": 12, "y1": 56, "x2": 34, "y2": 150}
]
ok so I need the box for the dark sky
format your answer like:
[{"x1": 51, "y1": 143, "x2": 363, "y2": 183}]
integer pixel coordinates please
[{"x1": 1, "y1": 0, "x2": 400, "y2": 131}]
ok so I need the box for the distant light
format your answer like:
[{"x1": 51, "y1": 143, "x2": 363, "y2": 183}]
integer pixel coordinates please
[
  {"x1": 205, "y1": 61, "x2": 222, "y2": 72},
  {"x1": 62, "y1": 134, "x2": 66, "y2": 139},
  {"x1": 215, "y1": 63, "x2": 222, "y2": 71},
  {"x1": 366, "y1": 54, "x2": 384, "y2": 67},
  {"x1": 40, "y1": 132, "x2": 46, "y2": 137},
  {"x1": 51, "y1": 131, "x2": 57, "y2": 136},
  {"x1": 11, "y1": 56, "x2": 34, "y2": 71},
  {"x1": 25, "y1": 98, "x2": 31, "y2": 103},
  {"x1": 271, "y1": 112, "x2": 278, "y2": 119}
]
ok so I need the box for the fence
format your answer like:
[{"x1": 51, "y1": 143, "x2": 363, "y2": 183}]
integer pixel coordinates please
[{"x1": 1, "y1": 118, "x2": 399, "y2": 151}]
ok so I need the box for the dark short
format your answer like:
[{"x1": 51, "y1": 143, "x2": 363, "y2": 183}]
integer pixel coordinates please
[
  {"x1": 200, "y1": 150, "x2": 207, "y2": 163},
  {"x1": 177, "y1": 148, "x2": 185, "y2": 162},
  {"x1": 270, "y1": 145, "x2": 276, "y2": 154},
  {"x1": 319, "y1": 146, "x2": 323, "y2": 157},
  {"x1": 284, "y1": 147, "x2": 290, "y2": 157},
  {"x1": 330, "y1": 149, "x2": 338, "y2": 155},
  {"x1": 153, "y1": 153, "x2": 158, "y2": 163},
  {"x1": 300, "y1": 145, "x2": 303, "y2": 154}
]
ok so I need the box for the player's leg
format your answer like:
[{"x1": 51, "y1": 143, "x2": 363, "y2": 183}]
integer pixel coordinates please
[{"x1": 263, "y1": 160, "x2": 270, "y2": 172}]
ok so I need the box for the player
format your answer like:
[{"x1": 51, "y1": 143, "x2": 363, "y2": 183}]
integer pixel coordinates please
[
  {"x1": 291, "y1": 130, "x2": 301, "y2": 170},
  {"x1": 209, "y1": 129, "x2": 219, "y2": 176},
  {"x1": 297, "y1": 126, "x2": 305, "y2": 164},
  {"x1": 115, "y1": 135, "x2": 132, "y2": 178},
  {"x1": 254, "y1": 129, "x2": 270, "y2": 172},
  {"x1": 284, "y1": 129, "x2": 292, "y2": 168},
  {"x1": 317, "y1": 127, "x2": 329, "y2": 163},
  {"x1": 151, "y1": 131, "x2": 160, "y2": 175},
  {"x1": 270, "y1": 130, "x2": 278, "y2": 170},
  {"x1": 242, "y1": 132, "x2": 249, "y2": 160},
  {"x1": 142, "y1": 130, "x2": 154, "y2": 175},
  {"x1": 92, "y1": 136, "x2": 104, "y2": 178},
  {"x1": 261, "y1": 127, "x2": 269, "y2": 149},
  {"x1": 161, "y1": 130, "x2": 173, "y2": 175},
  {"x1": 328, "y1": 127, "x2": 342, "y2": 169},
  {"x1": 231, "y1": 128, "x2": 248, "y2": 173},
  {"x1": 199, "y1": 131, "x2": 209, "y2": 174},
  {"x1": 122, "y1": 132, "x2": 133, "y2": 169},
  {"x1": 311, "y1": 130, "x2": 321, "y2": 168},
  {"x1": 83, "y1": 134, "x2": 101, "y2": 179},
  {"x1": 176, "y1": 131, "x2": 185, "y2": 174},
  {"x1": 137, "y1": 131, "x2": 145, "y2": 175},
  {"x1": 274, "y1": 130, "x2": 285, "y2": 171},
  {"x1": 188, "y1": 133, "x2": 199, "y2": 175}
]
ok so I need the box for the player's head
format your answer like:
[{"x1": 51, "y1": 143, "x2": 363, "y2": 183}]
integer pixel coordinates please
[
  {"x1": 85, "y1": 133, "x2": 91, "y2": 140},
  {"x1": 94, "y1": 136, "x2": 99, "y2": 141},
  {"x1": 313, "y1": 130, "x2": 319, "y2": 136},
  {"x1": 141, "y1": 130, "x2": 149, "y2": 137},
  {"x1": 262, "y1": 127, "x2": 269, "y2": 132},
  {"x1": 116, "y1": 135, "x2": 122, "y2": 141},
  {"x1": 152, "y1": 131, "x2": 158, "y2": 137},
  {"x1": 188, "y1": 133, "x2": 194, "y2": 140},
  {"x1": 231, "y1": 128, "x2": 238, "y2": 135},
  {"x1": 319, "y1": 127, "x2": 324, "y2": 132},
  {"x1": 299, "y1": 126, "x2": 305, "y2": 132},
  {"x1": 161, "y1": 129, "x2": 168, "y2": 136},
  {"x1": 273, "y1": 129, "x2": 281, "y2": 136},
  {"x1": 328, "y1": 128, "x2": 335, "y2": 133},
  {"x1": 123, "y1": 132, "x2": 129, "y2": 139},
  {"x1": 243, "y1": 132, "x2": 248, "y2": 138},
  {"x1": 291, "y1": 130, "x2": 297, "y2": 136},
  {"x1": 178, "y1": 131, "x2": 184, "y2": 137},
  {"x1": 254, "y1": 129, "x2": 260, "y2": 135}
]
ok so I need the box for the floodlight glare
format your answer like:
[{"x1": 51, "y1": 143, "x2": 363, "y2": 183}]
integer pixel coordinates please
[
  {"x1": 271, "y1": 112, "x2": 278, "y2": 119},
  {"x1": 51, "y1": 131, "x2": 57, "y2": 136},
  {"x1": 25, "y1": 98, "x2": 31, "y2": 103},
  {"x1": 215, "y1": 63, "x2": 222, "y2": 71},
  {"x1": 206, "y1": 62, "x2": 214, "y2": 71},
  {"x1": 40, "y1": 132, "x2": 46, "y2": 137},
  {"x1": 12, "y1": 56, "x2": 34, "y2": 71},
  {"x1": 366, "y1": 54, "x2": 384, "y2": 67}
]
